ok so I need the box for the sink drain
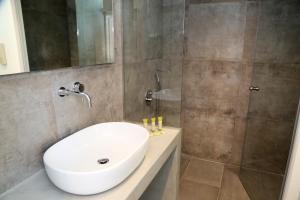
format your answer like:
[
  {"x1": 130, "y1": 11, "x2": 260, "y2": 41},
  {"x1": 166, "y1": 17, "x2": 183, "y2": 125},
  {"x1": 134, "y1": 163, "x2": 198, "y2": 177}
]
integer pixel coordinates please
[{"x1": 97, "y1": 158, "x2": 109, "y2": 164}]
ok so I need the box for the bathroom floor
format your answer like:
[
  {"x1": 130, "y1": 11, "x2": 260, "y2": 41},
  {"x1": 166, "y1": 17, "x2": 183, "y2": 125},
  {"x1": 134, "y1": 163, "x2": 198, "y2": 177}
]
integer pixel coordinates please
[{"x1": 179, "y1": 155, "x2": 250, "y2": 200}]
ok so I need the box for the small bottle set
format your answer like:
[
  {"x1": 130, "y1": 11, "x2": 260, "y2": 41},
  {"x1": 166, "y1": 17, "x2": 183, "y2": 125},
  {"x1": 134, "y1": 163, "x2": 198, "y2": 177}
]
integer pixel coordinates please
[{"x1": 142, "y1": 116, "x2": 164, "y2": 136}]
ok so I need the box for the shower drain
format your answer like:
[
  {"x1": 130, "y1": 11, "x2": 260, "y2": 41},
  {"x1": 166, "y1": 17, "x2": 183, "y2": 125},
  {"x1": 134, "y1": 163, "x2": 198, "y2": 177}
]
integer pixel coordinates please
[{"x1": 97, "y1": 158, "x2": 109, "y2": 164}]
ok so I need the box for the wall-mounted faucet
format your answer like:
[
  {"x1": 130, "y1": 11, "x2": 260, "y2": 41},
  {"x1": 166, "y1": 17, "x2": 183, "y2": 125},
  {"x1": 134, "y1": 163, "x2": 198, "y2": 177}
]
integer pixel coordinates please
[{"x1": 58, "y1": 82, "x2": 92, "y2": 108}]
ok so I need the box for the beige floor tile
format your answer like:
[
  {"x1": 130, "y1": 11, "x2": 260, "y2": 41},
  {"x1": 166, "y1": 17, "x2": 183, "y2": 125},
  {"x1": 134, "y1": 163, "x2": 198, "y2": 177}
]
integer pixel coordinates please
[
  {"x1": 182, "y1": 158, "x2": 224, "y2": 187},
  {"x1": 179, "y1": 180, "x2": 219, "y2": 200},
  {"x1": 219, "y1": 166, "x2": 250, "y2": 200}
]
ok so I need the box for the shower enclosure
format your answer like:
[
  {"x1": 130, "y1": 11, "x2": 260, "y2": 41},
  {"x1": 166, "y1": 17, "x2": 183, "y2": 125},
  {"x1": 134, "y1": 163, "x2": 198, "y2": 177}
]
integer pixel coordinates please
[{"x1": 123, "y1": 0, "x2": 300, "y2": 199}]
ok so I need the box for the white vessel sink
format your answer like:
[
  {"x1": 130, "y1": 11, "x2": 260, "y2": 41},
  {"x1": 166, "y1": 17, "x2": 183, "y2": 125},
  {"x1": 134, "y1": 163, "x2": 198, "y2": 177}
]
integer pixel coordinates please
[{"x1": 43, "y1": 122, "x2": 149, "y2": 195}]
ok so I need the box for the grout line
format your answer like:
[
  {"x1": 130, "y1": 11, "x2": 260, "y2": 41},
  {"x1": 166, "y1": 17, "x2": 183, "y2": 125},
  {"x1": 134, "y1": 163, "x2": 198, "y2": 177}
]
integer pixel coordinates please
[
  {"x1": 180, "y1": 157, "x2": 190, "y2": 181},
  {"x1": 217, "y1": 165, "x2": 225, "y2": 200},
  {"x1": 181, "y1": 153, "x2": 240, "y2": 168},
  {"x1": 181, "y1": 154, "x2": 226, "y2": 192},
  {"x1": 241, "y1": 166, "x2": 285, "y2": 177}
]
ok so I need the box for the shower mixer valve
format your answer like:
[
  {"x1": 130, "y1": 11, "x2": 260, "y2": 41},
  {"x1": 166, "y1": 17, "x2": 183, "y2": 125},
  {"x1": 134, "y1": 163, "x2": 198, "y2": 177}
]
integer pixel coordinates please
[{"x1": 145, "y1": 89, "x2": 153, "y2": 105}]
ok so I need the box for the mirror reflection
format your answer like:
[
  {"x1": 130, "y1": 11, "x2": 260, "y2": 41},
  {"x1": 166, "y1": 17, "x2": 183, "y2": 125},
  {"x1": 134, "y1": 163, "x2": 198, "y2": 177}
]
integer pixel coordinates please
[{"x1": 0, "y1": 0, "x2": 114, "y2": 75}]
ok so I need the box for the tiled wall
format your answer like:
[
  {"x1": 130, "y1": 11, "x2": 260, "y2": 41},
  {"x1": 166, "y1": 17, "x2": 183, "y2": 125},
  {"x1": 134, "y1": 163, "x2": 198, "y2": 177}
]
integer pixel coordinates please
[
  {"x1": 0, "y1": 0, "x2": 123, "y2": 194},
  {"x1": 123, "y1": 0, "x2": 184, "y2": 127},
  {"x1": 182, "y1": 0, "x2": 256, "y2": 165}
]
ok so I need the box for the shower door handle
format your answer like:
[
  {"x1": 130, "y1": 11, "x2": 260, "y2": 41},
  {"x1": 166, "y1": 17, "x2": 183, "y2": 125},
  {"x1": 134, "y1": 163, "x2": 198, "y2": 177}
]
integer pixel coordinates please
[{"x1": 249, "y1": 86, "x2": 260, "y2": 91}]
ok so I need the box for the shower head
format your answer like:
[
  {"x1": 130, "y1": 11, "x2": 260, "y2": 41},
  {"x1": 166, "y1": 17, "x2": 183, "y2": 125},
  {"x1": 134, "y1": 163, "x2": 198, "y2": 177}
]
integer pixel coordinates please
[
  {"x1": 155, "y1": 71, "x2": 160, "y2": 84},
  {"x1": 155, "y1": 71, "x2": 161, "y2": 90}
]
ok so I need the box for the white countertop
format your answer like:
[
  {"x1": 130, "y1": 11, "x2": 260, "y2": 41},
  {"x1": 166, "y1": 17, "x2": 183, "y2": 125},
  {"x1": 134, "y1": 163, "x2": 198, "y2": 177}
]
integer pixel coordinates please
[{"x1": 0, "y1": 126, "x2": 181, "y2": 200}]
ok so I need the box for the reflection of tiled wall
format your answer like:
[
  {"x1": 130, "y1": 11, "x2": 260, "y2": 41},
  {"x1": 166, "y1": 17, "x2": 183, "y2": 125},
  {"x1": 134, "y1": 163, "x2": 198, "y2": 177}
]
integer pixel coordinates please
[
  {"x1": 21, "y1": 0, "x2": 71, "y2": 70},
  {"x1": 0, "y1": 0, "x2": 123, "y2": 194},
  {"x1": 182, "y1": 1, "x2": 257, "y2": 165},
  {"x1": 123, "y1": 0, "x2": 184, "y2": 127},
  {"x1": 241, "y1": 0, "x2": 300, "y2": 174}
]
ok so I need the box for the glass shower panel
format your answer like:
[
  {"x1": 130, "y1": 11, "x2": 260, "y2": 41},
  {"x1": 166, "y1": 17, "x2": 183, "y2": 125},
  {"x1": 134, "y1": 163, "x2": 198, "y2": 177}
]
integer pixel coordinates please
[
  {"x1": 123, "y1": 0, "x2": 185, "y2": 127},
  {"x1": 240, "y1": 1, "x2": 300, "y2": 199}
]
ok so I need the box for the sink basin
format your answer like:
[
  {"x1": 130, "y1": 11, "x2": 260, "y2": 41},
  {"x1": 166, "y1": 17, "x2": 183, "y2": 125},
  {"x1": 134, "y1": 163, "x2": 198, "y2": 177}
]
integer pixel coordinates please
[{"x1": 43, "y1": 122, "x2": 149, "y2": 195}]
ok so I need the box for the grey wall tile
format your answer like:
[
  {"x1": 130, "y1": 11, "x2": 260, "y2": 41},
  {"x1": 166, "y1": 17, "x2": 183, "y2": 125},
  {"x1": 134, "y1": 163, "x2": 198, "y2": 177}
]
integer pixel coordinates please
[
  {"x1": 242, "y1": 1, "x2": 259, "y2": 62},
  {"x1": 182, "y1": 109, "x2": 235, "y2": 163},
  {"x1": 145, "y1": 0, "x2": 163, "y2": 59},
  {"x1": 185, "y1": 2, "x2": 246, "y2": 61},
  {"x1": 159, "y1": 58, "x2": 183, "y2": 89},
  {"x1": 235, "y1": 63, "x2": 253, "y2": 119},
  {"x1": 183, "y1": 60, "x2": 243, "y2": 117},
  {"x1": 162, "y1": 3, "x2": 185, "y2": 58},
  {"x1": 0, "y1": 74, "x2": 58, "y2": 194},
  {"x1": 242, "y1": 117, "x2": 294, "y2": 174},
  {"x1": 122, "y1": 0, "x2": 143, "y2": 64},
  {"x1": 123, "y1": 0, "x2": 164, "y2": 63},
  {"x1": 229, "y1": 117, "x2": 248, "y2": 165},
  {"x1": 254, "y1": 0, "x2": 300, "y2": 63},
  {"x1": 248, "y1": 63, "x2": 300, "y2": 121}
]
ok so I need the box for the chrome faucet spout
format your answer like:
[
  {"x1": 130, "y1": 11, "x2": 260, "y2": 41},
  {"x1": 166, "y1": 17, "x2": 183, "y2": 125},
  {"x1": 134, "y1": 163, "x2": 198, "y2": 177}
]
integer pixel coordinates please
[
  {"x1": 78, "y1": 92, "x2": 92, "y2": 108},
  {"x1": 58, "y1": 82, "x2": 92, "y2": 108}
]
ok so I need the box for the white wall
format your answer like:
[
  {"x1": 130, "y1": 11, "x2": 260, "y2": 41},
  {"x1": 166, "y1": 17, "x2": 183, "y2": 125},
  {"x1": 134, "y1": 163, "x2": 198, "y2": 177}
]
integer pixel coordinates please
[
  {"x1": 282, "y1": 102, "x2": 300, "y2": 200},
  {"x1": 0, "y1": 0, "x2": 28, "y2": 75}
]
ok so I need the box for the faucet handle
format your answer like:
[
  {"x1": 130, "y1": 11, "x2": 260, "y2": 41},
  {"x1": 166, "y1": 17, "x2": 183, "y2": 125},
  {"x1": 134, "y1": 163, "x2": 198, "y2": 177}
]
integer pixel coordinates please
[
  {"x1": 73, "y1": 82, "x2": 84, "y2": 93},
  {"x1": 58, "y1": 87, "x2": 67, "y2": 97}
]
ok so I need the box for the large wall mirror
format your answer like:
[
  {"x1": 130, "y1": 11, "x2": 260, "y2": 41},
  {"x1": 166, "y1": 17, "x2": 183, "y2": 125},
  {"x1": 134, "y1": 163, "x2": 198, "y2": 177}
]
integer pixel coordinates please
[{"x1": 0, "y1": 0, "x2": 114, "y2": 76}]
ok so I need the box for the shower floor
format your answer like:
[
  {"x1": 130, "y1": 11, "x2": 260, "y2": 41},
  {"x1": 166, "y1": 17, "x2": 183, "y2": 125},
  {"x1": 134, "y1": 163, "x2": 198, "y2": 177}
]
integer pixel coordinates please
[
  {"x1": 179, "y1": 155, "x2": 284, "y2": 200},
  {"x1": 179, "y1": 155, "x2": 250, "y2": 200},
  {"x1": 239, "y1": 168, "x2": 283, "y2": 200}
]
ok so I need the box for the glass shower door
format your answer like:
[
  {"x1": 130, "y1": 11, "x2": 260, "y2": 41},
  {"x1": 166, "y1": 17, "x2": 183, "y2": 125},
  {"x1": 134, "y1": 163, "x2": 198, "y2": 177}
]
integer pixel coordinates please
[
  {"x1": 239, "y1": 1, "x2": 300, "y2": 199},
  {"x1": 122, "y1": 0, "x2": 184, "y2": 127},
  {"x1": 240, "y1": 63, "x2": 300, "y2": 199}
]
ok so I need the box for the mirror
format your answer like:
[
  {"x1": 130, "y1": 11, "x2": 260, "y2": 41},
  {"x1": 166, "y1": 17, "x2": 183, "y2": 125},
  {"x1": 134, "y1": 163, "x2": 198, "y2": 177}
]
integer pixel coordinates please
[{"x1": 0, "y1": 0, "x2": 114, "y2": 76}]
